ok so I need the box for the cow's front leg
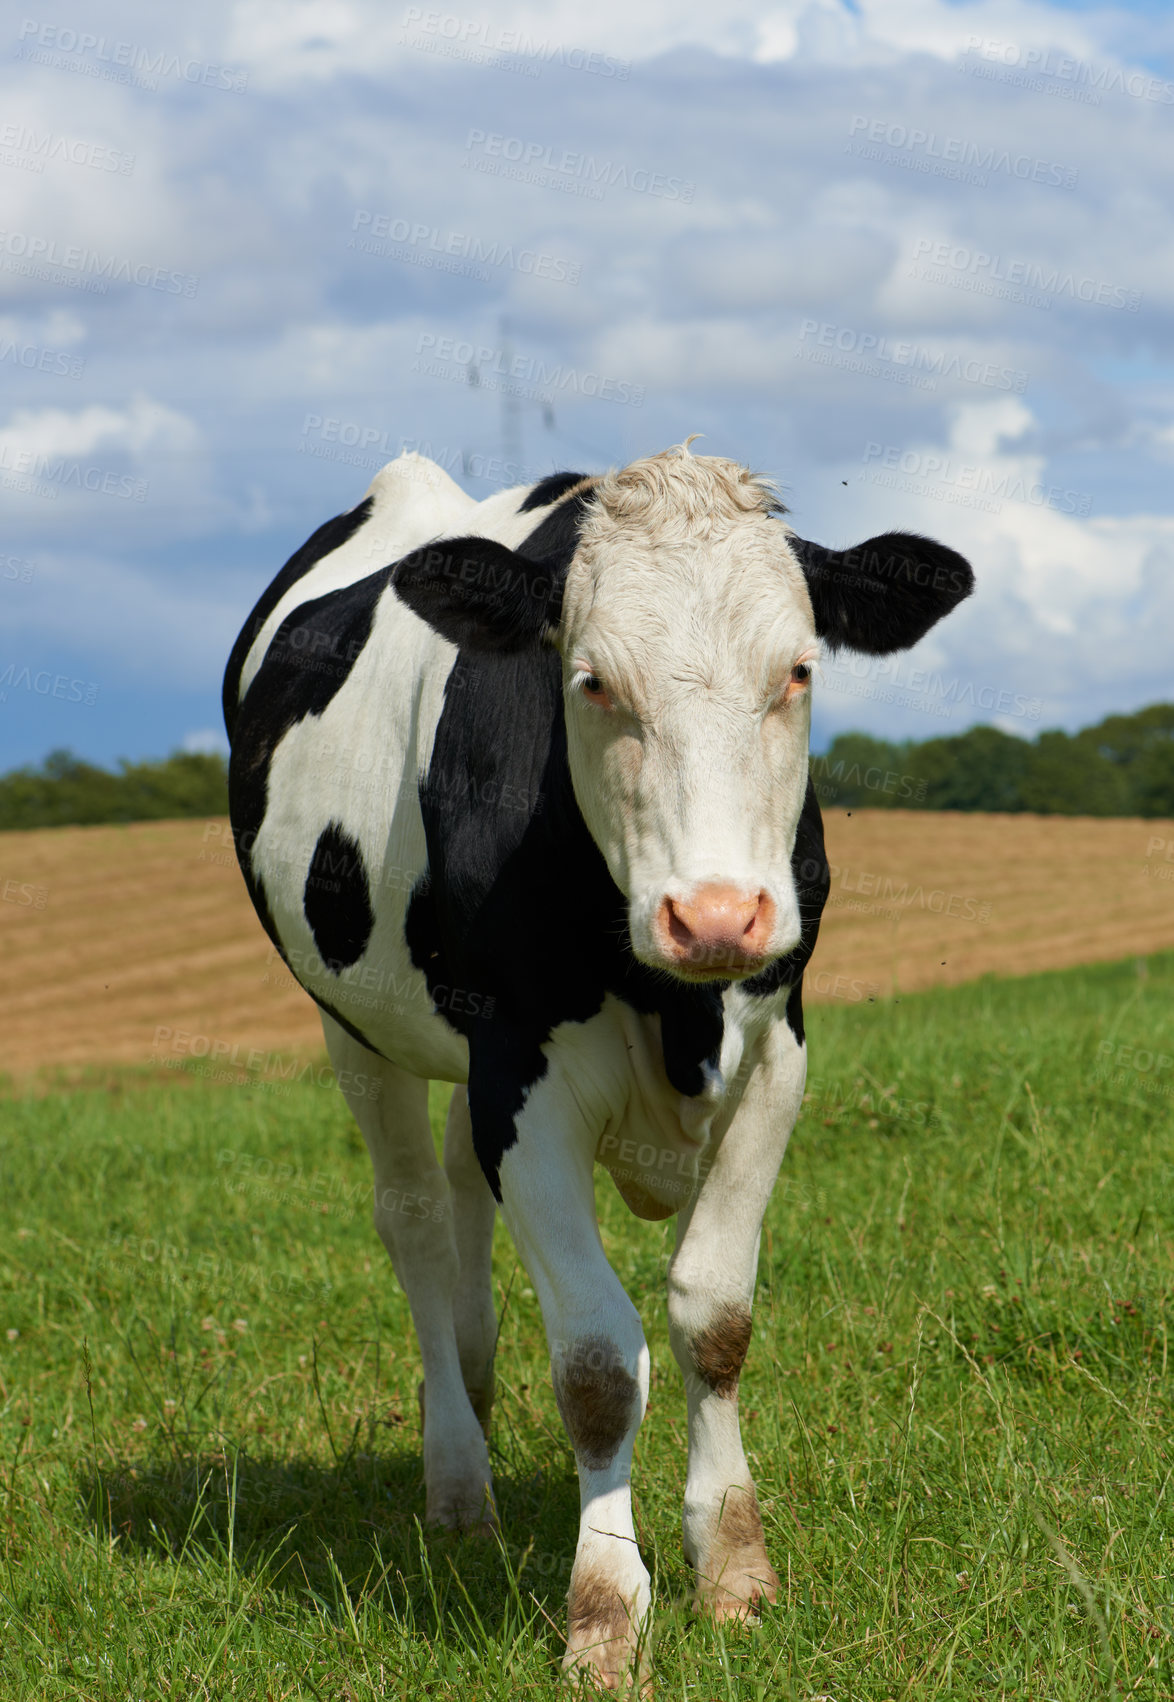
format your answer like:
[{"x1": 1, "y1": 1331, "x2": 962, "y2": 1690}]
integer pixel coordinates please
[
  {"x1": 491, "y1": 1064, "x2": 651, "y2": 1692},
  {"x1": 667, "y1": 1014, "x2": 806, "y2": 1620}
]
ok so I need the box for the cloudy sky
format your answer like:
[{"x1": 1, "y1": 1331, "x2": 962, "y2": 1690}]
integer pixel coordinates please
[{"x1": 2, "y1": 0, "x2": 1172, "y2": 767}]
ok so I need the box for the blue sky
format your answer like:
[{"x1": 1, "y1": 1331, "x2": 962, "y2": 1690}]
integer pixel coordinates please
[{"x1": 2, "y1": 0, "x2": 1172, "y2": 767}]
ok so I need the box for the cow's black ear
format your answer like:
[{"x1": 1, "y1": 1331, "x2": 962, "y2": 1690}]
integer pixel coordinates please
[
  {"x1": 392, "y1": 535, "x2": 562, "y2": 652},
  {"x1": 789, "y1": 531, "x2": 974, "y2": 654}
]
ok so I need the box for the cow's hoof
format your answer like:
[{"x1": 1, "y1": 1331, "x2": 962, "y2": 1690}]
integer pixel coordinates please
[
  {"x1": 692, "y1": 1554, "x2": 779, "y2": 1623},
  {"x1": 688, "y1": 1484, "x2": 777, "y2": 1622},
  {"x1": 562, "y1": 1640, "x2": 651, "y2": 1695},
  {"x1": 418, "y1": 1379, "x2": 498, "y2": 1533},
  {"x1": 425, "y1": 1488, "x2": 499, "y2": 1535},
  {"x1": 562, "y1": 1565, "x2": 650, "y2": 1693}
]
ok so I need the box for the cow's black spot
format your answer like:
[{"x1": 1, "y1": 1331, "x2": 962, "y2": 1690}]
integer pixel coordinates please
[
  {"x1": 660, "y1": 982, "x2": 726, "y2": 1099},
  {"x1": 518, "y1": 471, "x2": 588, "y2": 512},
  {"x1": 304, "y1": 823, "x2": 375, "y2": 972},
  {"x1": 222, "y1": 496, "x2": 374, "y2": 739}
]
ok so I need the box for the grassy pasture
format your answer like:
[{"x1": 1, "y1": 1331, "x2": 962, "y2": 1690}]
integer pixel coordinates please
[{"x1": 2, "y1": 953, "x2": 1174, "y2": 1699}]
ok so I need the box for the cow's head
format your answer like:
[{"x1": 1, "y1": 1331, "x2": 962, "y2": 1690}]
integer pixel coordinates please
[{"x1": 394, "y1": 444, "x2": 973, "y2": 982}]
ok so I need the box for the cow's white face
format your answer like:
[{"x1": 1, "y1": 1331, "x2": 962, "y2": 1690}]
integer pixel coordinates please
[{"x1": 559, "y1": 456, "x2": 816, "y2": 981}]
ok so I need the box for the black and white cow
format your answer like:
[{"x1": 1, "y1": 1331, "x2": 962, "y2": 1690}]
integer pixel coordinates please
[{"x1": 223, "y1": 444, "x2": 973, "y2": 1688}]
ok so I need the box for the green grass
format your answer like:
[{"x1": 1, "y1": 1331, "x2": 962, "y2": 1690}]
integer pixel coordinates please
[{"x1": 2, "y1": 954, "x2": 1174, "y2": 1699}]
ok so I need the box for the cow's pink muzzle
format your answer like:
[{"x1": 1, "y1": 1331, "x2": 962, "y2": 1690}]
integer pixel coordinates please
[{"x1": 653, "y1": 884, "x2": 777, "y2": 978}]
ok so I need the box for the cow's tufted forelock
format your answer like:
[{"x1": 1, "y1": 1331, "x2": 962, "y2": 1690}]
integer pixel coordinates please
[{"x1": 584, "y1": 441, "x2": 782, "y2": 545}]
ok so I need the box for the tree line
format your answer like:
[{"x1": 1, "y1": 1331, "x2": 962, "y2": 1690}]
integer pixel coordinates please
[
  {"x1": 812, "y1": 702, "x2": 1174, "y2": 816},
  {"x1": 0, "y1": 748, "x2": 229, "y2": 831},
  {"x1": 0, "y1": 702, "x2": 1171, "y2": 831}
]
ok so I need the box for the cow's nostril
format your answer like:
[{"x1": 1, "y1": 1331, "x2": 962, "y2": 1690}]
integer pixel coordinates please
[
  {"x1": 745, "y1": 892, "x2": 772, "y2": 942},
  {"x1": 665, "y1": 898, "x2": 694, "y2": 948}
]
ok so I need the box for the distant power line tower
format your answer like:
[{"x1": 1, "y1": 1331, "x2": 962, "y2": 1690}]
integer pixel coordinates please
[
  {"x1": 461, "y1": 316, "x2": 561, "y2": 485},
  {"x1": 499, "y1": 315, "x2": 522, "y2": 475}
]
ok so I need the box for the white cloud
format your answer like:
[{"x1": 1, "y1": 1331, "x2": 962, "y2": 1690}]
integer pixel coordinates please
[
  {"x1": 948, "y1": 396, "x2": 1033, "y2": 457},
  {"x1": 0, "y1": 395, "x2": 200, "y2": 459}
]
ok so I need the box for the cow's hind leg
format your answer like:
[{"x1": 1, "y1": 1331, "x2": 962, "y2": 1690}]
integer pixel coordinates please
[
  {"x1": 442, "y1": 1086, "x2": 497, "y2": 1434},
  {"x1": 322, "y1": 1018, "x2": 495, "y2": 1530}
]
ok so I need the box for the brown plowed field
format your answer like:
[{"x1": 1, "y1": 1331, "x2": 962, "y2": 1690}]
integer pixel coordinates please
[{"x1": 2, "y1": 811, "x2": 1171, "y2": 1085}]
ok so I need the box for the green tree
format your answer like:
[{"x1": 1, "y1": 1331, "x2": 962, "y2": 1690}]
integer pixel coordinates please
[
  {"x1": 908, "y1": 725, "x2": 1032, "y2": 812},
  {"x1": 0, "y1": 749, "x2": 228, "y2": 831},
  {"x1": 810, "y1": 732, "x2": 914, "y2": 808},
  {"x1": 1080, "y1": 704, "x2": 1174, "y2": 817}
]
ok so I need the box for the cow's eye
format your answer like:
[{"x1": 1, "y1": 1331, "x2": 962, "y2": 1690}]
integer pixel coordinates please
[
  {"x1": 581, "y1": 673, "x2": 612, "y2": 707},
  {"x1": 775, "y1": 660, "x2": 814, "y2": 709}
]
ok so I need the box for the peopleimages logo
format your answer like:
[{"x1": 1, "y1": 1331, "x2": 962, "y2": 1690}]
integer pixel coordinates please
[
  {"x1": 0, "y1": 228, "x2": 198, "y2": 295},
  {"x1": 0, "y1": 443, "x2": 147, "y2": 503},
  {"x1": 0, "y1": 663, "x2": 99, "y2": 704},
  {"x1": 819, "y1": 649, "x2": 1044, "y2": 723},
  {"x1": 349, "y1": 211, "x2": 581, "y2": 285},
  {"x1": 847, "y1": 115, "x2": 1078, "y2": 188},
  {"x1": 862, "y1": 441, "x2": 1091, "y2": 517},
  {"x1": 960, "y1": 36, "x2": 1174, "y2": 105},
  {"x1": 0, "y1": 123, "x2": 134, "y2": 174},
  {"x1": 796, "y1": 319, "x2": 1027, "y2": 394},
  {"x1": 15, "y1": 20, "x2": 248, "y2": 91},
  {"x1": 462, "y1": 130, "x2": 693, "y2": 202},
  {"x1": 1, "y1": 552, "x2": 37, "y2": 582},
  {"x1": 151, "y1": 1024, "x2": 382, "y2": 1100},
  {"x1": 0, "y1": 335, "x2": 84, "y2": 379},
  {"x1": 908, "y1": 238, "x2": 1141, "y2": 313},
  {"x1": 297, "y1": 417, "x2": 549, "y2": 486},
  {"x1": 796, "y1": 858, "x2": 993, "y2": 925}
]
